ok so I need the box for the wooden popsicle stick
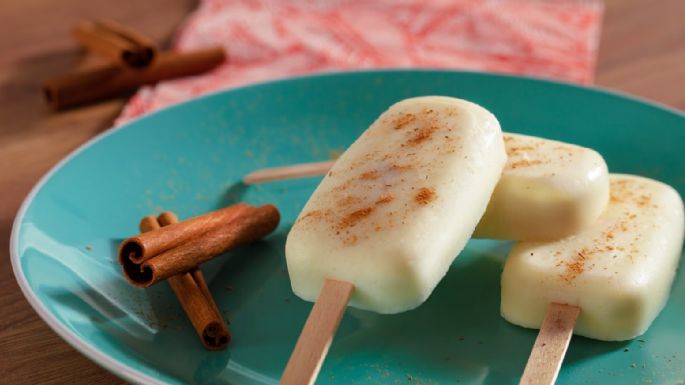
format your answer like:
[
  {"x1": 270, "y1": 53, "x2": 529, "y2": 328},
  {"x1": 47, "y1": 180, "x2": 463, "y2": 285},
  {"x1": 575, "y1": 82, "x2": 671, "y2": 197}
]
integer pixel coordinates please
[
  {"x1": 243, "y1": 160, "x2": 334, "y2": 185},
  {"x1": 280, "y1": 278, "x2": 354, "y2": 385},
  {"x1": 519, "y1": 303, "x2": 581, "y2": 385}
]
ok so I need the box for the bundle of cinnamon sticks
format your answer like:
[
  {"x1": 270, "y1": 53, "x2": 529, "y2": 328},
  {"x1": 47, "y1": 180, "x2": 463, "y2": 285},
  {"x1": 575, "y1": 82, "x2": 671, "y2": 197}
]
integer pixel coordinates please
[
  {"x1": 119, "y1": 203, "x2": 280, "y2": 350},
  {"x1": 43, "y1": 20, "x2": 226, "y2": 110}
]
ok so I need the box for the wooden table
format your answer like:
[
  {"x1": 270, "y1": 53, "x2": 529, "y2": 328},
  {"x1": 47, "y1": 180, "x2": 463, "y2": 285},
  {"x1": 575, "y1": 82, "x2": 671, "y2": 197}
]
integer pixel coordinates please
[{"x1": 0, "y1": 0, "x2": 683, "y2": 383}]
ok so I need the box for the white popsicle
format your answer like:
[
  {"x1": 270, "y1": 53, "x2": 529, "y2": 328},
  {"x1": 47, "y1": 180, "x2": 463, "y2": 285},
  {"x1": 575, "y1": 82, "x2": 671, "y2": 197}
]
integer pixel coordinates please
[
  {"x1": 286, "y1": 96, "x2": 506, "y2": 314},
  {"x1": 502, "y1": 174, "x2": 685, "y2": 341},
  {"x1": 475, "y1": 133, "x2": 609, "y2": 240}
]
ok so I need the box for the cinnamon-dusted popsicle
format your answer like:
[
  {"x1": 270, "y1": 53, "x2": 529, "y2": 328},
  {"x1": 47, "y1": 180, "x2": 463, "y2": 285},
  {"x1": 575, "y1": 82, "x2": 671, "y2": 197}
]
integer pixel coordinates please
[
  {"x1": 286, "y1": 96, "x2": 507, "y2": 314},
  {"x1": 474, "y1": 133, "x2": 609, "y2": 240},
  {"x1": 281, "y1": 96, "x2": 505, "y2": 385},
  {"x1": 503, "y1": 174, "x2": 684, "y2": 341}
]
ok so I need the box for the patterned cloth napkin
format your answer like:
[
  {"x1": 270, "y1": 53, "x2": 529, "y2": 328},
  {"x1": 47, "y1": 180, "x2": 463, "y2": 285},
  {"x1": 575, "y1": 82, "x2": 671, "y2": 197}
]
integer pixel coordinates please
[{"x1": 118, "y1": 0, "x2": 603, "y2": 123}]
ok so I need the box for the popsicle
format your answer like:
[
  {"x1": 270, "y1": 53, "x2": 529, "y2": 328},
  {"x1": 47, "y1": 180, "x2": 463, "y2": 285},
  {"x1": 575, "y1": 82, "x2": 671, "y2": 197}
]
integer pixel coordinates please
[
  {"x1": 502, "y1": 174, "x2": 684, "y2": 383},
  {"x1": 474, "y1": 133, "x2": 608, "y2": 240},
  {"x1": 281, "y1": 96, "x2": 506, "y2": 384},
  {"x1": 286, "y1": 96, "x2": 506, "y2": 313},
  {"x1": 245, "y1": 133, "x2": 609, "y2": 241}
]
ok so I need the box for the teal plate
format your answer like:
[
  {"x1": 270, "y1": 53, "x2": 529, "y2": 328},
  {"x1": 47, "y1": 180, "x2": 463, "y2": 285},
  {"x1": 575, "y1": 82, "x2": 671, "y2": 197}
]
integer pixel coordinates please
[{"x1": 11, "y1": 70, "x2": 685, "y2": 385}]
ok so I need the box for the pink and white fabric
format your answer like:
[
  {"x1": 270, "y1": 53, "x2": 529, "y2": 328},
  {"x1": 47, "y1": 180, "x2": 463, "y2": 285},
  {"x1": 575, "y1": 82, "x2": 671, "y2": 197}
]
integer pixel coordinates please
[{"x1": 118, "y1": 0, "x2": 604, "y2": 123}]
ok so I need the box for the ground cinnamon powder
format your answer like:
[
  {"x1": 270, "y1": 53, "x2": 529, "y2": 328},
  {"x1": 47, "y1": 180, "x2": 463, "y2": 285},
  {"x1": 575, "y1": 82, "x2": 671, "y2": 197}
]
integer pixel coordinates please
[
  {"x1": 561, "y1": 250, "x2": 587, "y2": 283},
  {"x1": 415, "y1": 187, "x2": 436, "y2": 205},
  {"x1": 375, "y1": 194, "x2": 394, "y2": 205},
  {"x1": 337, "y1": 207, "x2": 374, "y2": 230},
  {"x1": 407, "y1": 122, "x2": 439, "y2": 145},
  {"x1": 393, "y1": 113, "x2": 416, "y2": 129},
  {"x1": 360, "y1": 170, "x2": 380, "y2": 180}
]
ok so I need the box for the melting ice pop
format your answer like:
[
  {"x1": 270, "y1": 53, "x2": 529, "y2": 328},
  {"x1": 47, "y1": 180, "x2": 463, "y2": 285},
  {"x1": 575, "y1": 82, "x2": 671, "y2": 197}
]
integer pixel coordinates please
[
  {"x1": 281, "y1": 96, "x2": 506, "y2": 384},
  {"x1": 502, "y1": 174, "x2": 684, "y2": 384},
  {"x1": 245, "y1": 133, "x2": 609, "y2": 241}
]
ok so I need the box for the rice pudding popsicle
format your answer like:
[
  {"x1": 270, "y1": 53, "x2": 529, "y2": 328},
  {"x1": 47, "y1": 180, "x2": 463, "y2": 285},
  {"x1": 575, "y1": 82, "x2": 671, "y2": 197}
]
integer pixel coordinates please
[
  {"x1": 286, "y1": 96, "x2": 506, "y2": 314},
  {"x1": 474, "y1": 133, "x2": 609, "y2": 241},
  {"x1": 502, "y1": 174, "x2": 684, "y2": 341}
]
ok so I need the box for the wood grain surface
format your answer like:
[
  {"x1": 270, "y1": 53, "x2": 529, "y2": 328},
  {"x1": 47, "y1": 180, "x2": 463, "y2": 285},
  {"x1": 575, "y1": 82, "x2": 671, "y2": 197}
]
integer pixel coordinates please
[{"x1": 0, "y1": 0, "x2": 683, "y2": 383}]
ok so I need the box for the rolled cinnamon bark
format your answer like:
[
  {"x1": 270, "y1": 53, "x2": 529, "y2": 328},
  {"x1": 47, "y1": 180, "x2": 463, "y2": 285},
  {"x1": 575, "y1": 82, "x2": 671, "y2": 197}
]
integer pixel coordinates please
[
  {"x1": 43, "y1": 47, "x2": 226, "y2": 110},
  {"x1": 190, "y1": 269, "x2": 226, "y2": 324},
  {"x1": 166, "y1": 272, "x2": 230, "y2": 349},
  {"x1": 72, "y1": 20, "x2": 158, "y2": 68},
  {"x1": 157, "y1": 212, "x2": 225, "y2": 318},
  {"x1": 155, "y1": 212, "x2": 230, "y2": 350},
  {"x1": 120, "y1": 203, "x2": 250, "y2": 265},
  {"x1": 127, "y1": 204, "x2": 280, "y2": 287}
]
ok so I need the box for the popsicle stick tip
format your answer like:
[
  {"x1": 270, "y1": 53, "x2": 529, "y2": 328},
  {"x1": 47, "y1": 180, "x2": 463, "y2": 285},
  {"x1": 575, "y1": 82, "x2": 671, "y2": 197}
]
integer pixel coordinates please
[
  {"x1": 519, "y1": 303, "x2": 580, "y2": 385},
  {"x1": 280, "y1": 278, "x2": 354, "y2": 385},
  {"x1": 243, "y1": 160, "x2": 335, "y2": 185}
]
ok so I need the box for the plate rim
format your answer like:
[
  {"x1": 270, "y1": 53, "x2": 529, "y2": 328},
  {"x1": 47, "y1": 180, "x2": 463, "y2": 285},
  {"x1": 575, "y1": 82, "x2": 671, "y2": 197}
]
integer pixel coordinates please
[{"x1": 9, "y1": 68, "x2": 685, "y2": 385}]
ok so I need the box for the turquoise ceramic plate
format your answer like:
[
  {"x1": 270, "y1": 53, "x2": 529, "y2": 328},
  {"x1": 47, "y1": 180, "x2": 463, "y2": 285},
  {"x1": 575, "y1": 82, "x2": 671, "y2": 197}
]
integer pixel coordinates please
[{"x1": 11, "y1": 70, "x2": 685, "y2": 385}]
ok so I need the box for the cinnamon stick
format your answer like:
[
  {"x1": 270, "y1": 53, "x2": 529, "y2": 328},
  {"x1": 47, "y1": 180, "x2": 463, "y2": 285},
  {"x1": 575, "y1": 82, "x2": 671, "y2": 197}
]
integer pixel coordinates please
[
  {"x1": 166, "y1": 272, "x2": 230, "y2": 349},
  {"x1": 43, "y1": 47, "x2": 226, "y2": 110},
  {"x1": 123, "y1": 204, "x2": 280, "y2": 287},
  {"x1": 72, "y1": 20, "x2": 157, "y2": 68},
  {"x1": 157, "y1": 212, "x2": 225, "y2": 319},
  {"x1": 120, "y1": 203, "x2": 250, "y2": 265},
  {"x1": 154, "y1": 213, "x2": 230, "y2": 350}
]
